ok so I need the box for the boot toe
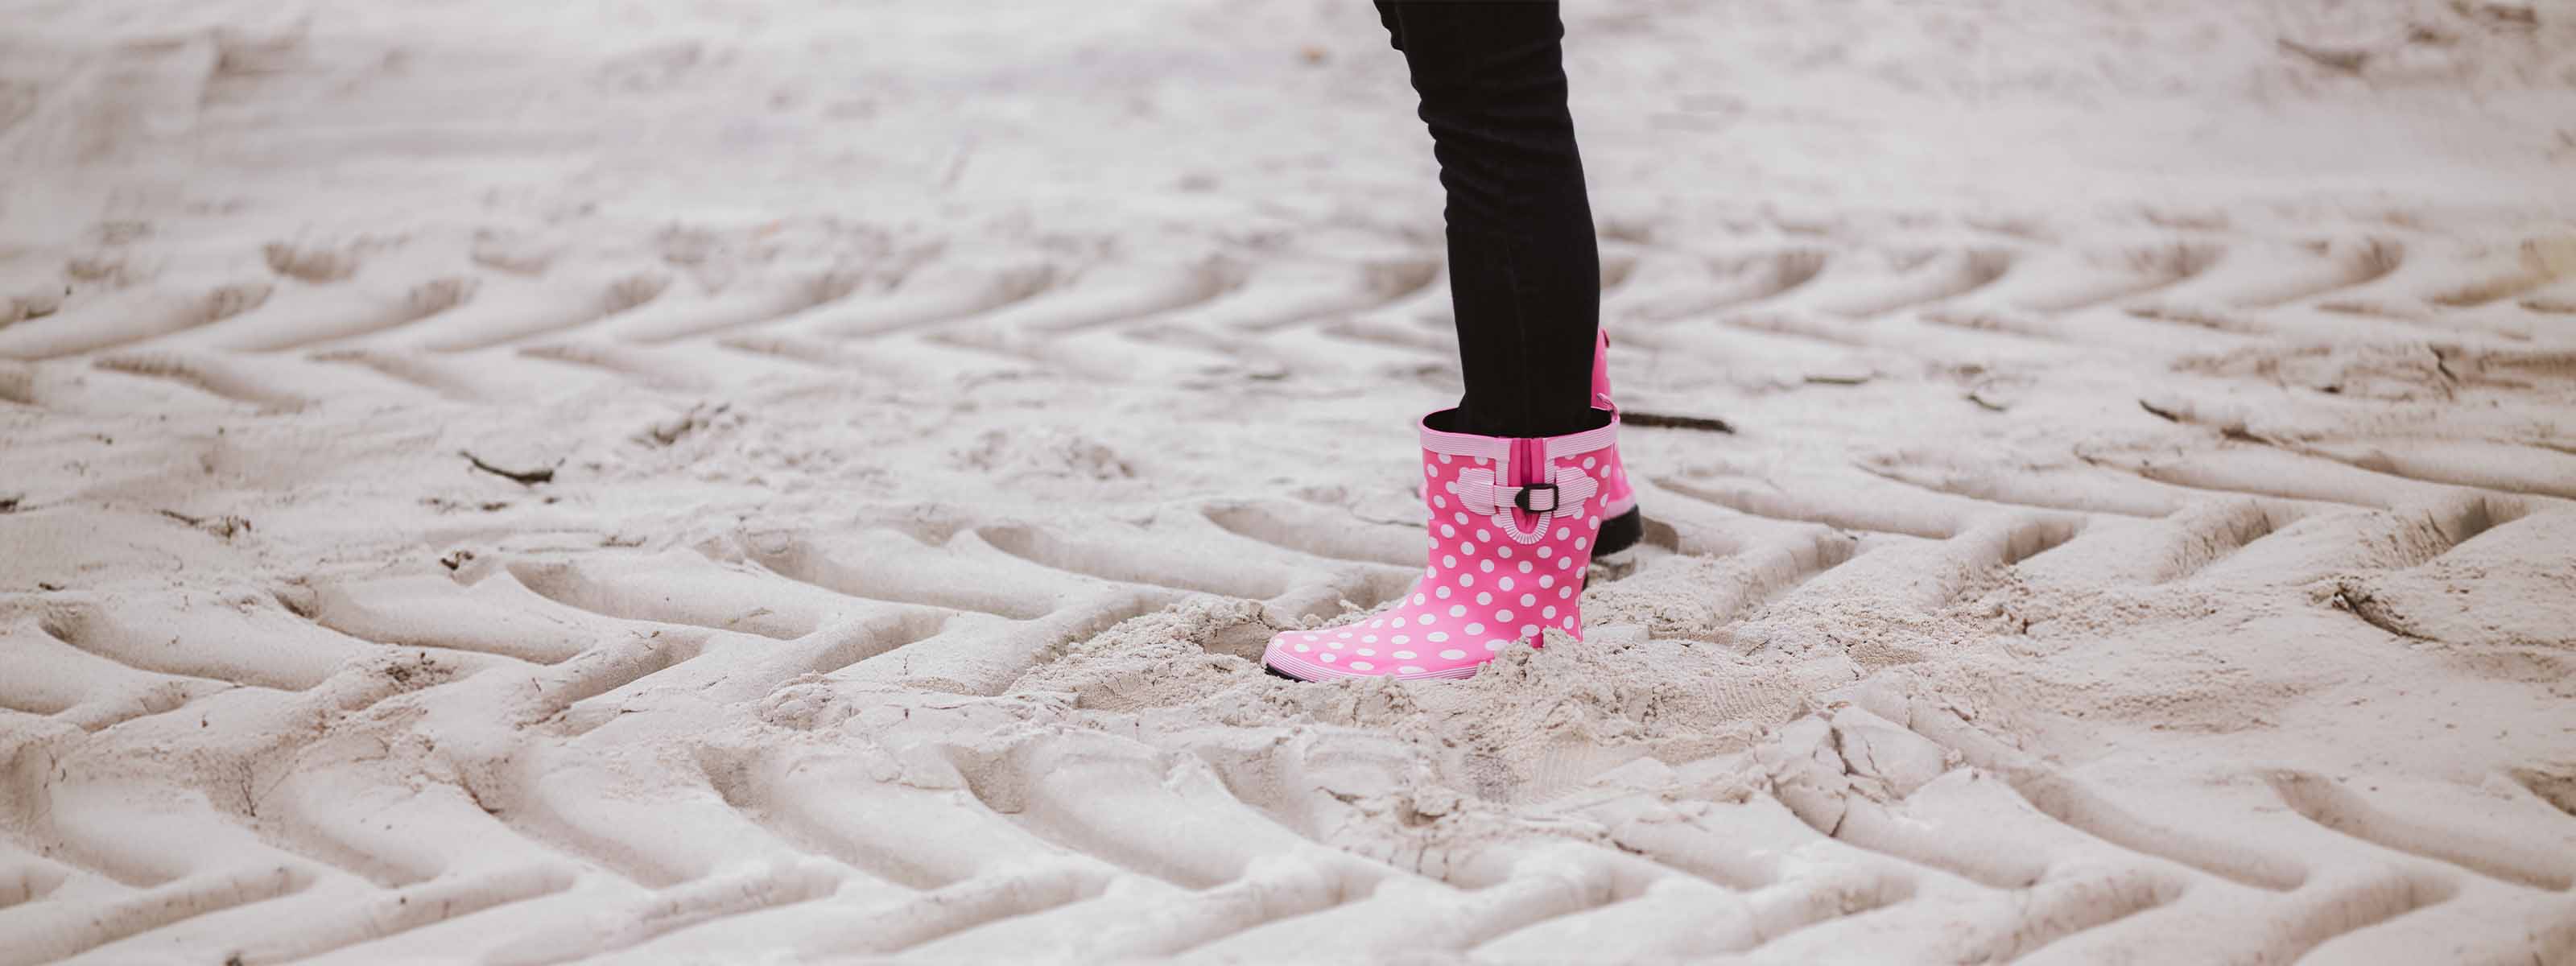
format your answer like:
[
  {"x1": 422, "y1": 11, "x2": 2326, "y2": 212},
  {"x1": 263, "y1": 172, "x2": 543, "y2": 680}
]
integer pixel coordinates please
[{"x1": 1262, "y1": 630, "x2": 1354, "y2": 681}]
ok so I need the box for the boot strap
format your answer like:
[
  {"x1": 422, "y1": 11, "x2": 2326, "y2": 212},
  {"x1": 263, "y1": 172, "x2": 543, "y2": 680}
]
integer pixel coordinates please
[{"x1": 1453, "y1": 465, "x2": 1599, "y2": 523}]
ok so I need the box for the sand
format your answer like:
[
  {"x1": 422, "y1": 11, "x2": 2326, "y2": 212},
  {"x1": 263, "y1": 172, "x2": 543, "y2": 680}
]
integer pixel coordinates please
[{"x1": 2, "y1": 0, "x2": 2574, "y2": 962}]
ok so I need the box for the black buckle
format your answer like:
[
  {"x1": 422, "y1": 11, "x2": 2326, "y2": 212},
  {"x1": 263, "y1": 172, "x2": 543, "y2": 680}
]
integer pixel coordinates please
[{"x1": 1513, "y1": 483, "x2": 1558, "y2": 513}]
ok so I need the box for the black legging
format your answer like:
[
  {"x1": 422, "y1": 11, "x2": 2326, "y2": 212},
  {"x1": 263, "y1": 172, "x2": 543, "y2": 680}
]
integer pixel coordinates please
[{"x1": 1378, "y1": 2, "x2": 1600, "y2": 440}]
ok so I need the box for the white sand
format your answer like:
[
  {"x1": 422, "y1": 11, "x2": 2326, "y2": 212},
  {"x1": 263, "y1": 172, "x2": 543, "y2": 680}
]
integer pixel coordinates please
[{"x1": 3, "y1": 0, "x2": 2575, "y2": 962}]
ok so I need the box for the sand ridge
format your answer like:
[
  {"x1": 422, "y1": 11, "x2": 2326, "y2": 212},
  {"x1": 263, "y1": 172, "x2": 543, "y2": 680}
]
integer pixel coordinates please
[{"x1": 4, "y1": 0, "x2": 2576, "y2": 961}]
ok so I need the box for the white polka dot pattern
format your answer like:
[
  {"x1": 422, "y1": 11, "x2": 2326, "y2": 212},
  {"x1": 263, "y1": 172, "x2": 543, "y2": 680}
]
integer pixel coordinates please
[{"x1": 1263, "y1": 411, "x2": 1620, "y2": 683}]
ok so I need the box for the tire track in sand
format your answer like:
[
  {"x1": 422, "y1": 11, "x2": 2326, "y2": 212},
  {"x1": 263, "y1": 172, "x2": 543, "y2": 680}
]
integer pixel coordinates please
[{"x1": 0, "y1": 866, "x2": 312, "y2": 966}]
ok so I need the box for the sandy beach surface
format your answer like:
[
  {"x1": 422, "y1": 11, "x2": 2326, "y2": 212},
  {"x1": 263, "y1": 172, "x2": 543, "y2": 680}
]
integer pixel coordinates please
[{"x1": 4, "y1": 0, "x2": 2575, "y2": 962}]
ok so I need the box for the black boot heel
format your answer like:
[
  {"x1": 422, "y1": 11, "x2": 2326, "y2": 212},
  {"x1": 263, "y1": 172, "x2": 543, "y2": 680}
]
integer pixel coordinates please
[{"x1": 1594, "y1": 506, "x2": 1645, "y2": 555}]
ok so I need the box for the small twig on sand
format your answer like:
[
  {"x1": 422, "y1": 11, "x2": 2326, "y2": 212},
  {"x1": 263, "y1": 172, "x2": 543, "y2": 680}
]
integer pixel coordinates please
[
  {"x1": 941, "y1": 137, "x2": 979, "y2": 190},
  {"x1": 158, "y1": 509, "x2": 250, "y2": 538},
  {"x1": 2138, "y1": 398, "x2": 2268, "y2": 442},
  {"x1": 2332, "y1": 583, "x2": 2432, "y2": 642},
  {"x1": 2277, "y1": 38, "x2": 2369, "y2": 74},
  {"x1": 1623, "y1": 410, "x2": 1736, "y2": 434},
  {"x1": 460, "y1": 450, "x2": 556, "y2": 485}
]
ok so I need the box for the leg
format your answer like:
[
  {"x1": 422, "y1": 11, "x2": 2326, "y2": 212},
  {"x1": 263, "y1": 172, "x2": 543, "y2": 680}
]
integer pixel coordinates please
[
  {"x1": 1380, "y1": 2, "x2": 1601, "y2": 439},
  {"x1": 1261, "y1": 6, "x2": 1625, "y2": 682}
]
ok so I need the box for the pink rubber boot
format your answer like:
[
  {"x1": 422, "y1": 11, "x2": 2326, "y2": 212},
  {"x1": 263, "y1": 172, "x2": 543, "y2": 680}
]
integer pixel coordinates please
[
  {"x1": 1265, "y1": 408, "x2": 1620, "y2": 681},
  {"x1": 1591, "y1": 329, "x2": 1644, "y2": 555}
]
